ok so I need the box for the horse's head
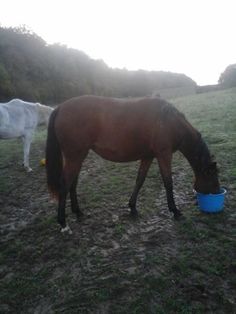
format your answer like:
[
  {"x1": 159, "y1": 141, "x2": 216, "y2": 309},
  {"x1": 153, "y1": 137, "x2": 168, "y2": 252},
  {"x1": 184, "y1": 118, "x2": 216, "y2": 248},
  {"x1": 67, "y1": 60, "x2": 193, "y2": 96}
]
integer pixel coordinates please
[
  {"x1": 194, "y1": 161, "x2": 220, "y2": 194},
  {"x1": 37, "y1": 103, "x2": 54, "y2": 126},
  {"x1": 193, "y1": 136, "x2": 220, "y2": 194}
]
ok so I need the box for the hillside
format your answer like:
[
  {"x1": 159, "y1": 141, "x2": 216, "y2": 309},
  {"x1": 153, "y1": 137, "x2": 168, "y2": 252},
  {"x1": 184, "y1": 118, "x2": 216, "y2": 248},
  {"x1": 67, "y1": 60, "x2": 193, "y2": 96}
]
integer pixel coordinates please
[{"x1": 0, "y1": 26, "x2": 196, "y2": 103}]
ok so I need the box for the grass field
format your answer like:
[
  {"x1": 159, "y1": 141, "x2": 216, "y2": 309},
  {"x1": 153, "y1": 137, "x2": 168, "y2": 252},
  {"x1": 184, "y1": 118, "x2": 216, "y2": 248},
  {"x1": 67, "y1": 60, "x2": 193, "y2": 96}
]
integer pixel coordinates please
[{"x1": 0, "y1": 88, "x2": 236, "y2": 313}]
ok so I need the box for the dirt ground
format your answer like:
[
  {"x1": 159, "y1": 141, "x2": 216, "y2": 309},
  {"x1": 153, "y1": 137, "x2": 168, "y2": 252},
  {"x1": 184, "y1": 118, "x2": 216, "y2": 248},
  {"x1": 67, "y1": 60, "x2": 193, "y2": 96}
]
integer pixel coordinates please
[{"x1": 0, "y1": 137, "x2": 236, "y2": 314}]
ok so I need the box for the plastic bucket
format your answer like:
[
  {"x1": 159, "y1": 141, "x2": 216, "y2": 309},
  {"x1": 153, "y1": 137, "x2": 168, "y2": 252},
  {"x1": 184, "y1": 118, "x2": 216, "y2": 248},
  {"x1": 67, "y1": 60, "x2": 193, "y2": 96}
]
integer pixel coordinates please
[{"x1": 195, "y1": 188, "x2": 227, "y2": 213}]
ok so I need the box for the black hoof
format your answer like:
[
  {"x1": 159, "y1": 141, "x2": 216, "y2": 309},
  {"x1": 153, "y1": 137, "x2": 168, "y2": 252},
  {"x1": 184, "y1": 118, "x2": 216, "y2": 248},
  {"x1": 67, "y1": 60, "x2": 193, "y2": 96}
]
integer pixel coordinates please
[
  {"x1": 75, "y1": 211, "x2": 84, "y2": 221},
  {"x1": 173, "y1": 210, "x2": 183, "y2": 220},
  {"x1": 130, "y1": 208, "x2": 139, "y2": 218}
]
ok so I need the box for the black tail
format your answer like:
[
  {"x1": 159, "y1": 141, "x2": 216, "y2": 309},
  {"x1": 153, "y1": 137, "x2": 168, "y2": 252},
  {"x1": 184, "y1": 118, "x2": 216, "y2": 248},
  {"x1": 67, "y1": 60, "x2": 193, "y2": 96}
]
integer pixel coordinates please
[{"x1": 45, "y1": 107, "x2": 62, "y2": 200}]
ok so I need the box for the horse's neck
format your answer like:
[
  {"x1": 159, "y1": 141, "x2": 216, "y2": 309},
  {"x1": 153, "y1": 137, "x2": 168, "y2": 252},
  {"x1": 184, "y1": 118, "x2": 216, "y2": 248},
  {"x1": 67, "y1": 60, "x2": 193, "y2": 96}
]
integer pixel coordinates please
[{"x1": 178, "y1": 127, "x2": 208, "y2": 174}]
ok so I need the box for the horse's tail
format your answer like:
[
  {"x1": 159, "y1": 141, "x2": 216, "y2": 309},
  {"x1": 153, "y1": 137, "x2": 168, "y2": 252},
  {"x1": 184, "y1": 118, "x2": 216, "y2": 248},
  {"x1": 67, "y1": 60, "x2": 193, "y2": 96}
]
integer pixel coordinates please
[{"x1": 46, "y1": 107, "x2": 62, "y2": 200}]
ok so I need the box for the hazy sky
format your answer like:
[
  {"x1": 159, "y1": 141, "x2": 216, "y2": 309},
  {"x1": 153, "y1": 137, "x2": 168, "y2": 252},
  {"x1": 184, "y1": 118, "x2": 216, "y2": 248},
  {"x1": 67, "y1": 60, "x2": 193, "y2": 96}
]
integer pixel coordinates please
[{"x1": 0, "y1": 0, "x2": 235, "y2": 85}]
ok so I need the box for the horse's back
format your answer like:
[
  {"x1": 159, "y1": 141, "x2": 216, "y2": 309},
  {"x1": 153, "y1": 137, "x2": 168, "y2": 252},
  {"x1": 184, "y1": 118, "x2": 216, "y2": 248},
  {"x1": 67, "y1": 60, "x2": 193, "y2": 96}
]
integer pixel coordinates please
[
  {"x1": 57, "y1": 95, "x2": 160, "y2": 126},
  {"x1": 55, "y1": 96, "x2": 178, "y2": 161}
]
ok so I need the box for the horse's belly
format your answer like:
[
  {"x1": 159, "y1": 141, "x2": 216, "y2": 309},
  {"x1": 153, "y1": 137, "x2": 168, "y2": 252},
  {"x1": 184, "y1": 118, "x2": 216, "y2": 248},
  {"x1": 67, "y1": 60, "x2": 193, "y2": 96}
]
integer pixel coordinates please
[
  {"x1": 92, "y1": 140, "x2": 151, "y2": 162},
  {"x1": 0, "y1": 128, "x2": 23, "y2": 139}
]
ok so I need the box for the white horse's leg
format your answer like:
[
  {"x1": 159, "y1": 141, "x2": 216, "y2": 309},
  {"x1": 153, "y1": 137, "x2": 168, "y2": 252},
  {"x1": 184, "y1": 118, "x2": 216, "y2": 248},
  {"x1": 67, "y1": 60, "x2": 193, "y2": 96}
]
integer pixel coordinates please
[{"x1": 22, "y1": 133, "x2": 33, "y2": 172}]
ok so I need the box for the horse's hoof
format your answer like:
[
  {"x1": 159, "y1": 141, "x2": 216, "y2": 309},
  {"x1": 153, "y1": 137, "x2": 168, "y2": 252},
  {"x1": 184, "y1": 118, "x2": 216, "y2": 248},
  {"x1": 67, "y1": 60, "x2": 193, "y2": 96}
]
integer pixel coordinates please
[
  {"x1": 76, "y1": 213, "x2": 84, "y2": 222},
  {"x1": 130, "y1": 209, "x2": 139, "y2": 219},
  {"x1": 173, "y1": 210, "x2": 183, "y2": 220},
  {"x1": 77, "y1": 210, "x2": 84, "y2": 217},
  {"x1": 61, "y1": 225, "x2": 73, "y2": 234},
  {"x1": 24, "y1": 166, "x2": 32, "y2": 172}
]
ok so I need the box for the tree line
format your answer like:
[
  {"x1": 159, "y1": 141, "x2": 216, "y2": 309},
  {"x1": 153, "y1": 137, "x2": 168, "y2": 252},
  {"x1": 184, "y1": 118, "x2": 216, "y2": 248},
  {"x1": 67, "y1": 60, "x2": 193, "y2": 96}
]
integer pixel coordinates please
[
  {"x1": 219, "y1": 64, "x2": 236, "y2": 88},
  {"x1": 0, "y1": 26, "x2": 234, "y2": 104}
]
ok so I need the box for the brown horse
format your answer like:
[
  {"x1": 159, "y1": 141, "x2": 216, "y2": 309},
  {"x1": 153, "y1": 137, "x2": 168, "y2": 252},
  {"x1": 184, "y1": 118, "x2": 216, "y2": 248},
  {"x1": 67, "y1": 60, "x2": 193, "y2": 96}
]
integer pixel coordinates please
[{"x1": 46, "y1": 96, "x2": 220, "y2": 232}]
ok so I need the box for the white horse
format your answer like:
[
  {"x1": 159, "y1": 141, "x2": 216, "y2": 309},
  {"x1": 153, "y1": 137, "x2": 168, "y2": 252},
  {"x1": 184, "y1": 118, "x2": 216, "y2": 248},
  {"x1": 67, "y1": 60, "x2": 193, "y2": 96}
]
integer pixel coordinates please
[{"x1": 0, "y1": 98, "x2": 54, "y2": 171}]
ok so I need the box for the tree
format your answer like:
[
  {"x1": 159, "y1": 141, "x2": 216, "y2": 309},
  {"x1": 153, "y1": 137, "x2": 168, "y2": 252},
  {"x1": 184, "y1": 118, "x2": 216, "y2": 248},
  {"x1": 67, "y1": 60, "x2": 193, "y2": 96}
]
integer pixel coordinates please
[
  {"x1": 219, "y1": 64, "x2": 236, "y2": 88},
  {"x1": 0, "y1": 26, "x2": 197, "y2": 102},
  {"x1": 0, "y1": 63, "x2": 13, "y2": 100}
]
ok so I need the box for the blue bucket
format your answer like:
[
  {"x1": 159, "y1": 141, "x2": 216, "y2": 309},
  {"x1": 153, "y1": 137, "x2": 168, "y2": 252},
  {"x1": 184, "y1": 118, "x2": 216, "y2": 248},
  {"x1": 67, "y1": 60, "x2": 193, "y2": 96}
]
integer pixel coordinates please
[{"x1": 195, "y1": 188, "x2": 227, "y2": 213}]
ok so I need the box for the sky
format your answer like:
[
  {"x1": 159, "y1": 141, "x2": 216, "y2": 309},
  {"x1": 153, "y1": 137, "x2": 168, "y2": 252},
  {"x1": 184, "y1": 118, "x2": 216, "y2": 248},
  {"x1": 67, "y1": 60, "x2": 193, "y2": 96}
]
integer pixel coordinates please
[{"x1": 0, "y1": 0, "x2": 235, "y2": 85}]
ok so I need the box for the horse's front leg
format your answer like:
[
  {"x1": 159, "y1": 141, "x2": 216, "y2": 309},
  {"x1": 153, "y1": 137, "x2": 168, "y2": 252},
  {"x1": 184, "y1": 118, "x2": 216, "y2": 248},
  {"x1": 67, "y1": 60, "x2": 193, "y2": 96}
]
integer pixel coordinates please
[
  {"x1": 157, "y1": 153, "x2": 182, "y2": 219},
  {"x1": 129, "y1": 158, "x2": 153, "y2": 216},
  {"x1": 22, "y1": 133, "x2": 33, "y2": 172}
]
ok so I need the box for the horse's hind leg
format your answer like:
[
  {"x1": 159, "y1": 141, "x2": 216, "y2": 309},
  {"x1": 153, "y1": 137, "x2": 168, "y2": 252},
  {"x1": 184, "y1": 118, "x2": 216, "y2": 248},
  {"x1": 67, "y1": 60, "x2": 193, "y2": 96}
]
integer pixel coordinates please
[
  {"x1": 58, "y1": 177, "x2": 68, "y2": 231},
  {"x1": 129, "y1": 158, "x2": 153, "y2": 216},
  {"x1": 70, "y1": 174, "x2": 84, "y2": 219},
  {"x1": 58, "y1": 152, "x2": 87, "y2": 232}
]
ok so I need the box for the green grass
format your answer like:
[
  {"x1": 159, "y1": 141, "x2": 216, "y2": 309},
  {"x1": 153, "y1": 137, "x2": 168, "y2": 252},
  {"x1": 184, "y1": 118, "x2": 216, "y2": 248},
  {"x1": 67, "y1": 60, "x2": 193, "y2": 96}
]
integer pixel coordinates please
[{"x1": 0, "y1": 88, "x2": 236, "y2": 313}]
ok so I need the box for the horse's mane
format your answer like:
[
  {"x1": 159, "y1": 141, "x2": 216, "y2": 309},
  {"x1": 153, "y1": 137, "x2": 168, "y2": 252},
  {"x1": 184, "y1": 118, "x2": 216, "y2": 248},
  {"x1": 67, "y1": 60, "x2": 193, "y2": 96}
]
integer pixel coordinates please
[
  {"x1": 194, "y1": 135, "x2": 219, "y2": 174},
  {"x1": 152, "y1": 98, "x2": 215, "y2": 173},
  {"x1": 151, "y1": 97, "x2": 185, "y2": 121}
]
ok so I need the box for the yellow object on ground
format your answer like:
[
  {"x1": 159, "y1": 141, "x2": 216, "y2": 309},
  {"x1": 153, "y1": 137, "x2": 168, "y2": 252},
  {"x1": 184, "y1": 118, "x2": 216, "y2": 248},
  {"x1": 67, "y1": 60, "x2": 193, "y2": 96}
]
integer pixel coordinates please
[{"x1": 40, "y1": 158, "x2": 46, "y2": 166}]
